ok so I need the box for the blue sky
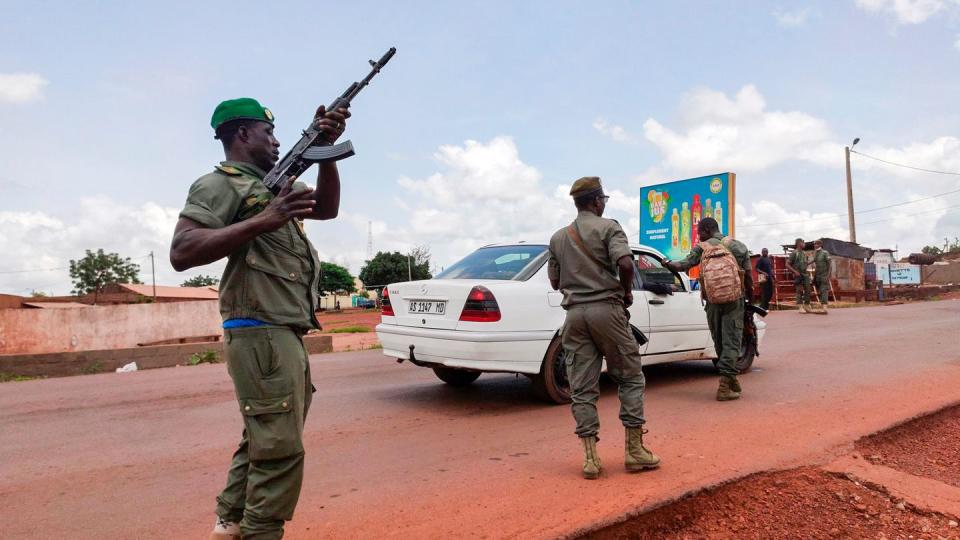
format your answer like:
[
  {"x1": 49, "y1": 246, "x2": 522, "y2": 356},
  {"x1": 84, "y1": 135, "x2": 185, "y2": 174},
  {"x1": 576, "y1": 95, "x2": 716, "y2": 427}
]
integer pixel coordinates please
[{"x1": 2, "y1": 0, "x2": 959, "y2": 294}]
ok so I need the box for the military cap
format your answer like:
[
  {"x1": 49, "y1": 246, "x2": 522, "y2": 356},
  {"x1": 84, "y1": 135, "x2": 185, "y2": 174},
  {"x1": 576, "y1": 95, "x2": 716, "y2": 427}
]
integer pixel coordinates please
[
  {"x1": 210, "y1": 97, "x2": 275, "y2": 130},
  {"x1": 569, "y1": 176, "x2": 603, "y2": 198}
]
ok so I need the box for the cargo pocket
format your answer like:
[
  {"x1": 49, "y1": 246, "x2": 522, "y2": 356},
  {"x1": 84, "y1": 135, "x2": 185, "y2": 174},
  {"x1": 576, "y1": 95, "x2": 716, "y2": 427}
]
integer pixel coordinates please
[{"x1": 240, "y1": 394, "x2": 303, "y2": 460}]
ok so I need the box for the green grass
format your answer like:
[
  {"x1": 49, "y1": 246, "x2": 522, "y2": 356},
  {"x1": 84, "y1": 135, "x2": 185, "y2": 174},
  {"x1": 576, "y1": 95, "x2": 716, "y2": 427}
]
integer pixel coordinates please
[
  {"x1": 366, "y1": 343, "x2": 383, "y2": 350},
  {"x1": 327, "y1": 325, "x2": 372, "y2": 334},
  {"x1": 187, "y1": 351, "x2": 221, "y2": 366},
  {"x1": 80, "y1": 361, "x2": 103, "y2": 375},
  {"x1": 0, "y1": 372, "x2": 43, "y2": 383}
]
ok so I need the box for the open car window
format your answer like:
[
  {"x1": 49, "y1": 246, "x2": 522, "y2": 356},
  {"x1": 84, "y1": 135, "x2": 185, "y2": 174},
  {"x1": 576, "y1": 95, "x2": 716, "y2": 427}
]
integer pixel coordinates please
[{"x1": 634, "y1": 253, "x2": 686, "y2": 292}]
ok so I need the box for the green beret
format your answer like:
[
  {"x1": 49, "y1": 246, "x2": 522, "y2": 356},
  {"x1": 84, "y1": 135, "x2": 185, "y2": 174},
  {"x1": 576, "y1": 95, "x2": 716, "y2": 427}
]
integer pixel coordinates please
[
  {"x1": 210, "y1": 97, "x2": 275, "y2": 130},
  {"x1": 569, "y1": 176, "x2": 603, "y2": 198}
]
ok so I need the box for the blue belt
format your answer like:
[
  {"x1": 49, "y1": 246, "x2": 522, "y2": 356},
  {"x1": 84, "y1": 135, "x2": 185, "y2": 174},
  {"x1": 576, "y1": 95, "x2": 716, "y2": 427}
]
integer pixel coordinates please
[{"x1": 223, "y1": 318, "x2": 267, "y2": 329}]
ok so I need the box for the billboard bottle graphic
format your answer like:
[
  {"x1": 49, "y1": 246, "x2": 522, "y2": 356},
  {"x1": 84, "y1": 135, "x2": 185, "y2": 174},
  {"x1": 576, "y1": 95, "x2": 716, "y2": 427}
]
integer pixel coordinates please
[
  {"x1": 705, "y1": 198, "x2": 713, "y2": 219},
  {"x1": 715, "y1": 202, "x2": 722, "y2": 233},
  {"x1": 671, "y1": 208, "x2": 679, "y2": 249},
  {"x1": 680, "y1": 202, "x2": 691, "y2": 252},
  {"x1": 691, "y1": 194, "x2": 702, "y2": 247}
]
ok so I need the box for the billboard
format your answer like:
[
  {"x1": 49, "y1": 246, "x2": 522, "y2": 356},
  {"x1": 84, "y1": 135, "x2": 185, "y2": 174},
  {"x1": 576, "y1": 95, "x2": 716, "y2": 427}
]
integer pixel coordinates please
[
  {"x1": 877, "y1": 263, "x2": 921, "y2": 285},
  {"x1": 639, "y1": 172, "x2": 736, "y2": 263}
]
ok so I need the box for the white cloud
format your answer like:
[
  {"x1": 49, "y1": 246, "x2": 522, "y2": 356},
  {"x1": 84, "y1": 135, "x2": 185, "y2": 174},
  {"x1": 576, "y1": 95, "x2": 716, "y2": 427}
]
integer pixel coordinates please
[
  {"x1": 642, "y1": 85, "x2": 837, "y2": 173},
  {"x1": 854, "y1": 0, "x2": 958, "y2": 24},
  {"x1": 593, "y1": 117, "x2": 637, "y2": 144},
  {"x1": 0, "y1": 73, "x2": 49, "y2": 104},
  {"x1": 773, "y1": 7, "x2": 817, "y2": 27},
  {"x1": 955, "y1": 35, "x2": 960, "y2": 51},
  {"x1": 0, "y1": 197, "x2": 222, "y2": 295}
]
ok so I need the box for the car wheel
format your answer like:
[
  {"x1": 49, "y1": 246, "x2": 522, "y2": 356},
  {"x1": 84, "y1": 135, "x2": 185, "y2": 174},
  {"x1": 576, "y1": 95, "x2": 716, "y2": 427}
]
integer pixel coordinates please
[
  {"x1": 432, "y1": 366, "x2": 481, "y2": 387},
  {"x1": 711, "y1": 342, "x2": 756, "y2": 373},
  {"x1": 532, "y1": 337, "x2": 572, "y2": 404}
]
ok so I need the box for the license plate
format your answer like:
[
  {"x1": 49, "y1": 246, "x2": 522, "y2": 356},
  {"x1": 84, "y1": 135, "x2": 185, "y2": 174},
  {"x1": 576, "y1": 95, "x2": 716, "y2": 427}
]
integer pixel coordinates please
[{"x1": 408, "y1": 301, "x2": 446, "y2": 315}]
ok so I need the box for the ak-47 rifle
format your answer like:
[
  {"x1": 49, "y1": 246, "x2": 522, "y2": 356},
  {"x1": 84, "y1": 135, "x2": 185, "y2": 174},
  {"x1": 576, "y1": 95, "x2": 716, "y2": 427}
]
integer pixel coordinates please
[{"x1": 261, "y1": 47, "x2": 397, "y2": 194}]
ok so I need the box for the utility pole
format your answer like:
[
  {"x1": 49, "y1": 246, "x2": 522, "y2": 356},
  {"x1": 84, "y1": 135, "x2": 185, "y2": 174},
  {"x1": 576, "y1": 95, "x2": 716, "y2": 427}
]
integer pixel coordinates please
[
  {"x1": 367, "y1": 221, "x2": 373, "y2": 260},
  {"x1": 149, "y1": 251, "x2": 156, "y2": 301},
  {"x1": 407, "y1": 254, "x2": 412, "y2": 281},
  {"x1": 845, "y1": 138, "x2": 860, "y2": 244}
]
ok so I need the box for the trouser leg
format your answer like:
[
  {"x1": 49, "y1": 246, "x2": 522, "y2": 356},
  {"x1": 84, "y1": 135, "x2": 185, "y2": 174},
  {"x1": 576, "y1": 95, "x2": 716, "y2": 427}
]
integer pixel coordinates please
[
  {"x1": 761, "y1": 280, "x2": 773, "y2": 309},
  {"x1": 584, "y1": 302, "x2": 645, "y2": 428},
  {"x1": 816, "y1": 278, "x2": 830, "y2": 304},
  {"x1": 215, "y1": 431, "x2": 250, "y2": 524},
  {"x1": 222, "y1": 327, "x2": 310, "y2": 540},
  {"x1": 562, "y1": 305, "x2": 603, "y2": 438},
  {"x1": 708, "y1": 301, "x2": 743, "y2": 377}
]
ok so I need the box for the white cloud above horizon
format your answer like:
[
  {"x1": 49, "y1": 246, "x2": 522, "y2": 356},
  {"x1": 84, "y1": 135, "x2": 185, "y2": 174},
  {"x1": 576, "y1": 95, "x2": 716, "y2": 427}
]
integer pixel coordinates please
[
  {"x1": 854, "y1": 0, "x2": 960, "y2": 24},
  {"x1": 593, "y1": 118, "x2": 637, "y2": 144},
  {"x1": 774, "y1": 7, "x2": 818, "y2": 27},
  {"x1": 0, "y1": 73, "x2": 48, "y2": 104}
]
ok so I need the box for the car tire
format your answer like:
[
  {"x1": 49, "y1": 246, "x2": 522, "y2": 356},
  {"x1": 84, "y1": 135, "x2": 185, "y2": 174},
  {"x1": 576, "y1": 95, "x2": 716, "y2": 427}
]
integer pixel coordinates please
[
  {"x1": 711, "y1": 341, "x2": 756, "y2": 373},
  {"x1": 532, "y1": 336, "x2": 572, "y2": 404},
  {"x1": 432, "y1": 366, "x2": 481, "y2": 387}
]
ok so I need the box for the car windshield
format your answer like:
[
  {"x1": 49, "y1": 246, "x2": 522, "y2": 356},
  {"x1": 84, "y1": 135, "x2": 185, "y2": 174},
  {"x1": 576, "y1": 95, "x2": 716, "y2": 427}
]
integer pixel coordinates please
[{"x1": 435, "y1": 245, "x2": 548, "y2": 280}]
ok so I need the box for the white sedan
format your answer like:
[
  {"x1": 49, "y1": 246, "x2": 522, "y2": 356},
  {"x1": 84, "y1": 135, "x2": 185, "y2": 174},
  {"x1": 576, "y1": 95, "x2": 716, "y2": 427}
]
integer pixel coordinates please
[{"x1": 375, "y1": 242, "x2": 766, "y2": 403}]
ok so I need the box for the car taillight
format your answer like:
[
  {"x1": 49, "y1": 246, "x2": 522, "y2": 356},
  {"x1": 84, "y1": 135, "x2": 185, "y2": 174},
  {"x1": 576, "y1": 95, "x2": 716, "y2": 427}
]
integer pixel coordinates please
[
  {"x1": 459, "y1": 286, "x2": 501, "y2": 322},
  {"x1": 381, "y1": 287, "x2": 394, "y2": 316}
]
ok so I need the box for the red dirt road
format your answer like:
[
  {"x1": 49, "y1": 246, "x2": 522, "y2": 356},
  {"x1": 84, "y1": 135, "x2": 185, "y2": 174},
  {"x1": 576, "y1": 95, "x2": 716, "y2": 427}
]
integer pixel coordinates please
[{"x1": 1, "y1": 301, "x2": 958, "y2": 539}]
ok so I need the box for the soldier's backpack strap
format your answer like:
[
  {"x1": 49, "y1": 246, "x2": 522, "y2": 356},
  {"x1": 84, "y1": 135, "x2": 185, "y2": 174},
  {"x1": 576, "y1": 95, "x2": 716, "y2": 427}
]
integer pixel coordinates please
[{"x1": 566, "y1": 223, "x2": 611, "y2": 273}]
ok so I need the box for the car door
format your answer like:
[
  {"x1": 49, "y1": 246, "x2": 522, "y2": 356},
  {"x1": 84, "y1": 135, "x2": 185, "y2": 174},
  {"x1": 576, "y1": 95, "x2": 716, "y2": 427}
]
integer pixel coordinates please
[{"x1": 633, "y1": 251, "x2": 711, "y2": 364}]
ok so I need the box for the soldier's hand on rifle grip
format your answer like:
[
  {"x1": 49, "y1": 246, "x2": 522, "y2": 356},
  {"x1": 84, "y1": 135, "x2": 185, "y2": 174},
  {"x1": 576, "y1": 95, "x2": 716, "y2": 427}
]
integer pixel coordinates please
[
  {"x1": 255, "y1": 178, "x2": 316, "y2": 232},
  {"x1": 313, "y1": 105, "x2": 352, "y2": 143}
]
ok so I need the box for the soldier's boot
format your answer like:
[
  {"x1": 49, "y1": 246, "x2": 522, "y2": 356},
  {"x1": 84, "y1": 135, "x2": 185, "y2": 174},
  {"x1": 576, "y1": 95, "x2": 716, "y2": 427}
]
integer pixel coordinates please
[
  {"x1": 729, "y1": 375, "x2": 742, "y2": 393},
  {"x1": 820, "y1": 303, "x2": 829, "y2": 315},
  {"x1": 717, "y1": 376, "x2": 741, "y2": 401},
  {"x1": 580, "y1": 436, "x2": 602, "y2": 480},
  {"x1": 209, "y1": 518, "x2": 240, "y2": 540},
  {"x1": 624, "y1": 427, "x2": 661, "y2": 472},
  {"x1": 803, "y1": 303, "x2": 814, "y2": 313}
]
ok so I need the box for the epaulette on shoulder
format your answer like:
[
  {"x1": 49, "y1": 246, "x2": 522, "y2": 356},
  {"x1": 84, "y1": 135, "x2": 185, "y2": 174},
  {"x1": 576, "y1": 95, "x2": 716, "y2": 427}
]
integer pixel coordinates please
[{"x1": 215, "y1": 165, "x2": 242, "y2": 176}]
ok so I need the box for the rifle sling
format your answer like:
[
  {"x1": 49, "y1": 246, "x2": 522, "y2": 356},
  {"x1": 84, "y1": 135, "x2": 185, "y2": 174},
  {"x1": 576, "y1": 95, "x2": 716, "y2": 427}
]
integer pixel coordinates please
[{"x1": 566, "y1": 223, "x2": 615, "y2": 276}]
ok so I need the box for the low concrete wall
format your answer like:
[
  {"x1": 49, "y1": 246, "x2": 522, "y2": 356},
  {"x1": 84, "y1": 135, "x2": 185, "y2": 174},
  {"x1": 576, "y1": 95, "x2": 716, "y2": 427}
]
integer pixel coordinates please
[
  {"x1": 0, "y1": 301, "x2": 222, "y2": 354},
  {"x1": 0, "y1": 334, "x2": 333, "y2": 378}
]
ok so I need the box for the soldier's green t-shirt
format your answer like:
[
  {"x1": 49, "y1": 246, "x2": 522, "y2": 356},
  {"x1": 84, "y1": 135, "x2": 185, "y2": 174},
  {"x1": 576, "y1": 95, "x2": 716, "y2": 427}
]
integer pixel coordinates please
[
  {"x1": 547, "y1": 210, "x2": 633, "y2": 307},
  {"x1": 813, "y1": 249, "x2": 830, "y2": 279},
  {"x1": 179, "y1": 161, "x2": 322, "y2": 330},
  {"x1": 675, "y1": 232, "x2": 752, "y2": 275}
]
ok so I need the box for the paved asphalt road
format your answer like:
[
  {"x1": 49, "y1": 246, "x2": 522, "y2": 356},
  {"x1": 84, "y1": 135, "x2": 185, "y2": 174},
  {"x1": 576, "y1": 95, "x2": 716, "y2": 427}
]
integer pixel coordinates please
[{"x1": 1, "y1": 301, "x2": 958, "y2": 539}]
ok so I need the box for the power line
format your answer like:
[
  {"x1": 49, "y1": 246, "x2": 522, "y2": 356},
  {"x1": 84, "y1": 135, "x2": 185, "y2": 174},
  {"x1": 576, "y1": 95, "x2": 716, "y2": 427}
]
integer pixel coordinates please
[
  {"x1": 739, "y1": 187, "x2": 960, "y2": 228},
  {"x1": 764, "y1": 204, "x2": 960, "y2": 243},
  {"x1": 850, "y1": 149, "x2": 960, "y2": 176}
]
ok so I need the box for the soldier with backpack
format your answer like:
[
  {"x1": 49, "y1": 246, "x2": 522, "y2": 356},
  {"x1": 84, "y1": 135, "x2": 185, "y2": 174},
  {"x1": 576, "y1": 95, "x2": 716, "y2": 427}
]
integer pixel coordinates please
[{"x1": 666, "y1": 217, "x2": 753, "y2": 401}]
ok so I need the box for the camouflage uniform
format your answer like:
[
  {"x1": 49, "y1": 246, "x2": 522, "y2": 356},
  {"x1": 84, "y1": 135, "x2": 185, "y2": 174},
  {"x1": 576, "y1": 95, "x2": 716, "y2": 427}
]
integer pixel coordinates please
[
  {"x1": 790, "y1": 250, "x2": 812, "y2": 306},
  {"x1": 673, "y1": 233, "x2": 751, "y2": 378},
  {"x1": 813, "y1": 249, "x2": 831, "y2": 305},
  {"x1": 180, "y1": 160, "x2": 321, "y2": 540}
]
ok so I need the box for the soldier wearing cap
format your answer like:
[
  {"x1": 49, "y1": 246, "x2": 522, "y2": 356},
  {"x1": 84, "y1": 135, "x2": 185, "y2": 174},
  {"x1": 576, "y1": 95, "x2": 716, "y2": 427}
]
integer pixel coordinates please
[
  {"x1": 547, "y1": 176, "x2": 660, "y2": 480},
  {"x1": 170, "y1": 97, "x2": 349, "y2": 540},
  {"x1": 786, "y1": 237, "x2": 813, "y2": 313},
  {"x1": 812, "y1": 239, "x2": 831, "y2": 314}
]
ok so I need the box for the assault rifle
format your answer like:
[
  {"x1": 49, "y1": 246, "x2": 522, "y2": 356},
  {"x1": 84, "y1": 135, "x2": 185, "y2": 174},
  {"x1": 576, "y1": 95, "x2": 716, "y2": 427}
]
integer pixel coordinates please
[{"x1": 261, "y1": 47, "x2": 396, "y2": 193}]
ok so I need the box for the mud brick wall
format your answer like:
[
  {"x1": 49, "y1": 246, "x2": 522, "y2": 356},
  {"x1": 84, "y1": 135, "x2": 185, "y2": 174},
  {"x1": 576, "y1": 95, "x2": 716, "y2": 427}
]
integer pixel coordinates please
[{"x1": 0, "y1": 335, "x2": 333, "y2": 378}]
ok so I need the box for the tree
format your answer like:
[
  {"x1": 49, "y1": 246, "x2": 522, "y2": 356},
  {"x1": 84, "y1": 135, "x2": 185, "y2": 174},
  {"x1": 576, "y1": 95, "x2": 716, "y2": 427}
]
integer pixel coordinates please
[
  {"x1": 921, "y1": 245, "x2": 943, "y2": 256},
  {"x1": 317, "y1": 262, "x2": 356, "y2": 296},
  {"x1": 69, "y1": 249, "x2": 141, "y2": 302},
  {"x1": 182, "y1": 274, "x2": 219, "y2": 287},
  {"x1": 359, "y1": 249, "x2": 432, "y2": 292},
  {"x1": 29, "y1": 290, "x2": 48, "y2": 297}
]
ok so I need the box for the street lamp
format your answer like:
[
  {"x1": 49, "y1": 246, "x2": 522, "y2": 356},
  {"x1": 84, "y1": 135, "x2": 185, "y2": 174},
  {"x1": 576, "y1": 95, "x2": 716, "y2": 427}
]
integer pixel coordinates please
[{"x1": 845, "y1": 138, "x2": 860, "y2": 243}]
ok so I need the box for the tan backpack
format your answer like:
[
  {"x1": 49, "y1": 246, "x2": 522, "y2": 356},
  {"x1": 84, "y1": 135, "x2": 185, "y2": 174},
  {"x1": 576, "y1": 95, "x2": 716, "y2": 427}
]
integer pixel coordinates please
[{"x1": 699, "y1": 238, "x2": 744, "y2": 304}]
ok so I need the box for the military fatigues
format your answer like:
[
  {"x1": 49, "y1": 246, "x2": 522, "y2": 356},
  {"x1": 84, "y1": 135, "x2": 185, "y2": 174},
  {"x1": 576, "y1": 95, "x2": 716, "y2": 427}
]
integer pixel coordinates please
[
  {"x1": 675, "y1": 233, "x2": 751, "y2": 378},
  {"x1": 548, "y1": 210, "x2": 644, "y2": 438},
  {"x1": 790, "y1": 250, "x2": 812, "y2": 305},
  {"x1": 812, "y1": 249, "x2": 831, "y2": 305},
  {"x1": 180, "y1": 160, "x2": 321, "y2": 540}
]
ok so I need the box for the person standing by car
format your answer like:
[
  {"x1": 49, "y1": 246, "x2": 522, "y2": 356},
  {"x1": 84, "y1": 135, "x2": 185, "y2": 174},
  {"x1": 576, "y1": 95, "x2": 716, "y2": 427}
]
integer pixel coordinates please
[
  {"x1": 547, "y1": 176, "x2": 660, "y2": 480},
  {"x1": 666, "y1": 217, "x2": 752, "y2": 401},
  {"x1": 170, "y1": 97, "x2": 349, "y2": 540},
  {"x1": 786, "y1": 238, "x2": 813, "y2": 314},
  {"x1": 812, "y1": 239, "x2": 831, "y2": 314},
  {"x1": 756, "y1": 248, "x2": 775, "y2": 310}
]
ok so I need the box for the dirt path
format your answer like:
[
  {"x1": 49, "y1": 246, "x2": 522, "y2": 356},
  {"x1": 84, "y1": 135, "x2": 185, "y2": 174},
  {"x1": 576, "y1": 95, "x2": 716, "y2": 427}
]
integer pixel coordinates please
[{"x1": 0, "y1": 300, "x2": 958, "y2": 539}]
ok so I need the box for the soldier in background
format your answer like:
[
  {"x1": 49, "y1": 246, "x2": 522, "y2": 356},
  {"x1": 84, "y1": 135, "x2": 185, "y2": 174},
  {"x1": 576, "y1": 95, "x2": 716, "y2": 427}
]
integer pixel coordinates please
[
  {"x1": 812, "y1": 240, "x2": 831, "y2": 314},
  {"x1": 548, "y1": 176, "x2": 660, "y2": 480},
  {"x1": 786, "y1": 238, "x2": 813, "y2": 314}
]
